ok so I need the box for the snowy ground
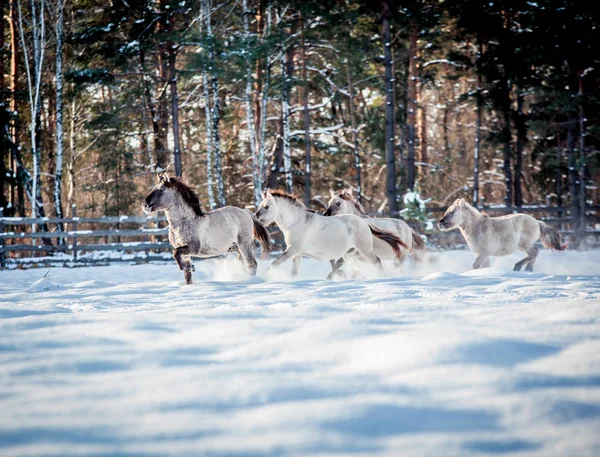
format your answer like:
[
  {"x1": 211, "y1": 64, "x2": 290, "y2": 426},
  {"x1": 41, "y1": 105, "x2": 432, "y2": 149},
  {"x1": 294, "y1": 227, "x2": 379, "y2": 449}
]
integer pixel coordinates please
[{"x1": 1, "y1": 250, "x2": 600, "y2": 457}]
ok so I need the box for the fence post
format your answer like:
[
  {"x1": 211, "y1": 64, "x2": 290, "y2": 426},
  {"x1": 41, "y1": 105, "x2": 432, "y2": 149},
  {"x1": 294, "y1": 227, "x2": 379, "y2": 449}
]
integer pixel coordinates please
[
  {"x1": 144, "y1": 216, "x2": 151, "y2": 259},
  {"x1": 0, "y1": 208, "x2": 5, "y2": 268},
  {"x1": 579, "y1": 199, "x2": 587, "y2": 249},
  {"x1": 71, "y1": 204, "x2": 78, "y2": 262}
]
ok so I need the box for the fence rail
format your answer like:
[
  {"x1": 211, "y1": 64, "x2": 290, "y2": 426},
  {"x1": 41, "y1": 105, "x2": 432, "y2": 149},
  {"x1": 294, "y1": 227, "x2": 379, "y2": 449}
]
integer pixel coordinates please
[{"x1": 0, "y1": 203, "x2": 597, "y2": 268}]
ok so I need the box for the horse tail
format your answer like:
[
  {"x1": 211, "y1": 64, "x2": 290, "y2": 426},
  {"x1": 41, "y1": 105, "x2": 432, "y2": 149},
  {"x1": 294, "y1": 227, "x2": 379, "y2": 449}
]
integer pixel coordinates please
[
  {"x1": 251, "y1": 214, "x2": 272, "y2": 257},
  {"x1": 368, "y1": 225, "x2": 409, "y2": 257},
  {"x1": 410, "y1": 230, "x2": 426, "y2": 262},
  {"x1": 538, "y1": 221, "x2": 568, "y2": 251}
]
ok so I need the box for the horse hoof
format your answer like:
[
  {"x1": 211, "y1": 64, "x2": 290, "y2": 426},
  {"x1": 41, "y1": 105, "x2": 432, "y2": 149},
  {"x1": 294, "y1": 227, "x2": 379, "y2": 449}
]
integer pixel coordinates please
[{"x1": 184, "y1": 271, "x2": 193, "y2": 284}]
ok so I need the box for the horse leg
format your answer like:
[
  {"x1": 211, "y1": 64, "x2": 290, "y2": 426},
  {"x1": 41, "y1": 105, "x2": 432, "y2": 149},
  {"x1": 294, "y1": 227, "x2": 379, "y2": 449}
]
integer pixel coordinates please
[
  {"x1": 229, "y1": 242, "x2": 243, "y2": 262},
  {"x1": 291, "y1": 255, "x2": 302, "y2": 277},
  {"x1": 173, "y1": 245, "x2": 194, "y2": 284},
  {"x1": 524, "y1": 246, "x2": 539, "y2": 272},
  {"x1": 514, "y1": 245, "x2": 539, "y2": 272},
  {"x1": 513, "y1": 257, "x2": 528, "y2": 271},
  {"x1": 473, "y1": 254, "x2": 489, "y2": 269},
  {"x1": 269, "y1": 248, "x2": 296, "y2": 271},
  {"x1": 237, "y1": 239, "x2": 258, "y2": 275},
  {"x1": 326, "y1": 258, "x2": 345, "y2": 280}
]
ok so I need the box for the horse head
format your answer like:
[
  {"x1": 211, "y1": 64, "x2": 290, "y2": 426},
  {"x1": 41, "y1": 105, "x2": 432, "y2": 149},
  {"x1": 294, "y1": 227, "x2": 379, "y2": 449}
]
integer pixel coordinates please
[
  {"x1": 142, "y1": 174, "x2": 175, "y2": 214},
  {"x1": 438, "y1": 198, "x2": 469, "y2": 231},
  {"x1": 255, "y1": 190, "x2": 278, "y2": 225},
  {"x1": 143, "y1": 174, "x2": 204, "y2": 216},
  {"x1": 324, "y1": 188, "x2": 358, "y2": 216}
]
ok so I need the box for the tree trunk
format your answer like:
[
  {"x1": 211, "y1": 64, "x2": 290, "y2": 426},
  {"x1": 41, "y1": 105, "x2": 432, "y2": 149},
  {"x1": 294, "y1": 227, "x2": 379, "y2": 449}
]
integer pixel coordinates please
[
  {"x1": 566, "y1": 110, "x2": 579, "y2": 236},
  {"x1": 0, "y1": 0, "x2": 6, "y2": 213},
  {"x1": 257, "y1": 6, "x2": 272, "y2": 194},
  {"x1": 67, "y1": 97, "x2": 76, "y2": 213},
  {"x1": 168, "y1": 44, "x2": 182, "y2": 177},
  {"x1": 9, "y1": 0, "x2": 24, "y2": 215},
  {"x1": 513, "y1": 92, "x2": 525, "y2": 208},
  {"x1": 418, "y1": 97, "x2": 427, "y2": 176},
  {"x1": 203, "y1": 71, "x2": 215, "y2": 209},
  {"x1": 212, "y1": 76, "x2": 225, "y2": 206},
  {"x1": 201, "y1": 0, "x2": 225, "y2": 206},
  {"x1": 280, "y1": 18, "x2": 295, "y2": 194},
  {"x1": 254, "y1": 1, "x2": 264, "y2": 150},
  {"x1": 17, "y1": 0, "x2": 46, "y2": 219},
  {"x1": 473, "y1": 71, "x2": 482, "y2": 208},
  {"x1": 300, "y1": 11, "x2": 311, "y2": 206},
  {"x1": 555, "y1": 133, "x2": 562, "y2": 206},
  {"x1": 382, "y1": 0, "x2": 397, "y2": 215},
  {"x1": 139, "y1": 49, "x2": 161, "y2": 174},
  {"x1": 405, "y1": 19, "x2": 418, "y2": 192},
  {"x1": 200, "y1": 0, "x2": 215, "y2": 208},
  {"x1": 243, "y1": 0, "x2": 259, "y2": 205},
  {"x1": 577, "y1": 70, "x2": 586, "y2": 243},
  {"x1": 156, "y1": 0, "x2": 170, "y2": 171},
  {"x1": 54, "y1": 0, "x2": 65, "y2": 232},
  {"x1": 346, "y1": 62, "x2": 361, "y2": 202},
  {"x1": 268, "y1": 116, "x2": 284, "y2": 189},
  {"x1": 500, "y1": 79, "x2": 513, "y2": 208},
  {"x1": 443, "y1": 104, "x2": 450, "y2": 167}
]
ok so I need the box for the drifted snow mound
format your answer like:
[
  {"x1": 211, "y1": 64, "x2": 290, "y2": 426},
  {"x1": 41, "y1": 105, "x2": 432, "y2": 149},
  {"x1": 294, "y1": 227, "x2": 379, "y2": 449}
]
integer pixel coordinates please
[{"x1": 27, "y1": 274, "x2": 60, "y2": 292}]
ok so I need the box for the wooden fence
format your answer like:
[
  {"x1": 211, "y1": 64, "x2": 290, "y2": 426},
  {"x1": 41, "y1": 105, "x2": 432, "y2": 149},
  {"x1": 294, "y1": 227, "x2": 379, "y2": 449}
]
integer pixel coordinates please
[{"x1": 0, "y1": 204, "x2": 598, "y2": 269}]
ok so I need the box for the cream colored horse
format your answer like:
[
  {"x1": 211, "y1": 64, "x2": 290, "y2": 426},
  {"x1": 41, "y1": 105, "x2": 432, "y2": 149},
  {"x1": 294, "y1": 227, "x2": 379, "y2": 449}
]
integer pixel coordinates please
[
  {"x1": 438, "y1": 198, "x2": 566, "y2": 271},
  {"x1": 255, "y1": 190, "x2": 407, "y2": 279},
  {"x1": 324, "y1": 188, "x2": 425, "y2": 266}
]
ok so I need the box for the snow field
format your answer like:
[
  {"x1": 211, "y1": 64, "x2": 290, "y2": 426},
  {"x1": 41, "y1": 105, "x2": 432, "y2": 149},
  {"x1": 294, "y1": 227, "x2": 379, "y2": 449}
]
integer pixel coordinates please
[{"x1": 0, "y1": 249, "x2": 599, "y2": 456}]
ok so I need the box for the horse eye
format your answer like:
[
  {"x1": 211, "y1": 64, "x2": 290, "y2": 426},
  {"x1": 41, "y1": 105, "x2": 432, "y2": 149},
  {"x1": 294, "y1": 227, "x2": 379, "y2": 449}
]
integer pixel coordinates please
[
  {"x1": 264, "y1": 205, "x2": 270, "y2": 209},
  {"x1": 336, "y1": 202, "x2": 341, "y2": 206}
]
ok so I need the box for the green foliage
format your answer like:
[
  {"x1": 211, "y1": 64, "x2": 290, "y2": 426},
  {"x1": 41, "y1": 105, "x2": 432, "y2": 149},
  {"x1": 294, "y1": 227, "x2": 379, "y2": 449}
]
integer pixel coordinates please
[{"x1": 400, "y1": 188, "x2": 433, "y2": 230}]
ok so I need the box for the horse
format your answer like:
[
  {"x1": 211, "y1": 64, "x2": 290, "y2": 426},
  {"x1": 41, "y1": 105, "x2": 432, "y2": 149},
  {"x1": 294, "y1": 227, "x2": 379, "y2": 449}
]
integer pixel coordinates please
[
  {"x1": 142, "y1": 174, "x2": 271, "y2": 284},
  {"x1": 324, "y1": 188, "x2": 425, "y2": 267},
  {"x1": 438, "y1": 198, "x2": 567, "y2": 271},
  {"x1": 255, "y1": 189, "x2": 408, "y2": 279}
]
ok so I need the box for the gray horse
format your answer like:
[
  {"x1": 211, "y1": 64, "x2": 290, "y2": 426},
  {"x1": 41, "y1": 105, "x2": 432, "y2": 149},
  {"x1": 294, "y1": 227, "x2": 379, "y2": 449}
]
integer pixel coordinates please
[
  {"x1": 143, "y1": 174, "x2": 271, "y2": 284},
  {"x1": 439, "y1": 198, "x2": 567, "y2": 271}
]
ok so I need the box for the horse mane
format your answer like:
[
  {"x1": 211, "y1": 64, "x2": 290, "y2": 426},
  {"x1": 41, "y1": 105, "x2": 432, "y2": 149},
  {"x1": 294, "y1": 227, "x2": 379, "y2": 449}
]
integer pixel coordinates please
[
  {"x1": 164, "y1": 177, "x2": 205, "y2": 216},
  {"x1": 337, "y1": 189, "x2": 367, "y2": 216},
  {"x1": 268, "y1": 189, "x2": 307, "y2": 209}
]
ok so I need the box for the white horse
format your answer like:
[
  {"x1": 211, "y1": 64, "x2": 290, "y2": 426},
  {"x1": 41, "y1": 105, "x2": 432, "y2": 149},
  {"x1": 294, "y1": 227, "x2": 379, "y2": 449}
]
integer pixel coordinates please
[
  {"x1": 255, "y1": 190, "x2": 407, "y2": 279},
  {"x1": 324, "y1": 188, "x2": 425, "y2": 266},
  {"x1": 438, "y1": 198, "x2": 567, "y2": 271},
  {"x1": 142, "y1": 174, "x2": 271, "y2": 284}
]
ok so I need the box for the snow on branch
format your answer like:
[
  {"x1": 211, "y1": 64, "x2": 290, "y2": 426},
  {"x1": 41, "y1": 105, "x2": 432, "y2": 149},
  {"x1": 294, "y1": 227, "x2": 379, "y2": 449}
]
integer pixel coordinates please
[
  {"x1": 290, "y1": 93, "x2": 337, "y2": 114},
  {"x1": 421, "y1": 59, "x2": 466, "y2": 69},
  {"x1": 290, "y1": 123, "x2": 344, "y2": 138}
]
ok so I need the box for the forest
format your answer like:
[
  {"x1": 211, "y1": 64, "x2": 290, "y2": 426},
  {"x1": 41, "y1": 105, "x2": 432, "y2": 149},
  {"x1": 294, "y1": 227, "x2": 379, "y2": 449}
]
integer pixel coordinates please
[{"x1": 0, "y1": 0, "x2": 598, "y2": 230}]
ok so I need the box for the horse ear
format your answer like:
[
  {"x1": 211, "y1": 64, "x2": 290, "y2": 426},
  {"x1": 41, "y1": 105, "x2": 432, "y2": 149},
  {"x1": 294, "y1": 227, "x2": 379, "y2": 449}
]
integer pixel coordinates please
[
  {"x1": 158, "y1": 173, "x2": 169, "y2": 184},
  {"x1": 329, "y1": 189, "x2": 336, "y2": 198},
  {"x1": 459, "y1": 198, "x2": 466, "y2": 206},
  {"x1": 345, "y1": 188, "x2": 353, "y2": 196}
]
